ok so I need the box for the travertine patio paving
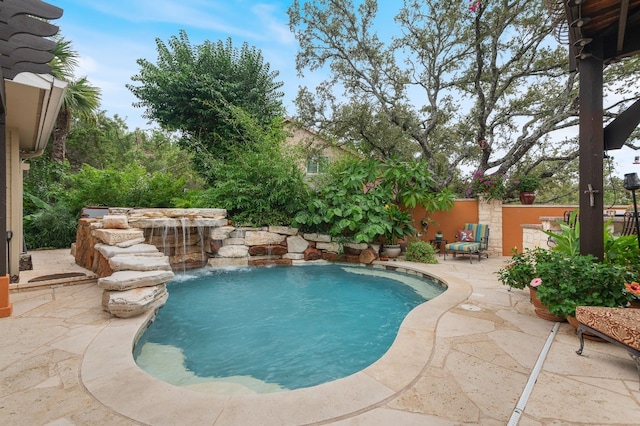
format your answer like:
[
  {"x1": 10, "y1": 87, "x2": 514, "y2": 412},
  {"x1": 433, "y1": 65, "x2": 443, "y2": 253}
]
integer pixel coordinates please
[{"x1": 1, "y1": 249, "x2": 638, "y2": 425}]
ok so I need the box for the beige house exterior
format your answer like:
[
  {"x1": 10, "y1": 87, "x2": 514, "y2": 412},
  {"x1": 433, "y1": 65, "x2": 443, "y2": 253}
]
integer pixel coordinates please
[
  {"x1": 4, "y1": 73, "x2": 67, "y2": 280},
  {"x1": 284, "y1": 118, "x2": 357, "y2": 178}
]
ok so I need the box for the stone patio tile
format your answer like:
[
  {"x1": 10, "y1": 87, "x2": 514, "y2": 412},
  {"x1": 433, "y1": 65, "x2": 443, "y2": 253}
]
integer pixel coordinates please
[
  {"x1": 525, "y1": 372, "x2": 640, "y2": 424},
  {"x1": 436, "y1": 311, "x2": 495, "y2": 338},
  {"x1": 446, "y1": 349, "x2": 526, "y2": 421},
  {"x1": 386, "y1": 366, "x2": 481, "y2": 423},
  {"x1": 329, "y1": 407, "x2": 455, "y2": 425}
]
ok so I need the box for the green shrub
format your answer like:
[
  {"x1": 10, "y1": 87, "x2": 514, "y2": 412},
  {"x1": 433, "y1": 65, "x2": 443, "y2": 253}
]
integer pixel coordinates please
[
  {"x1": 294, "y1": 158, "x2": 450, "y2": 243},
  {"x1": 497, "y1": 247, "x2": 540, "y2": 290},
  {"x1": 534, "y1": 252, "x2": 631, "y2": 318},
  {"x1": 194, "y1": 138, "x2": 310, "y2": 227},
  {"x1": 23, "y1": 156, "x2": 70, "y2": 213},
  {"x1": 404, "y1": 240, "x2": 438, "y2": 264},
  {"x1": 65, "y1": 163, "x2": 186, "y2": 213},
  {"x1": 24, "y1": 202, "x2": 77, "y2": 249}
]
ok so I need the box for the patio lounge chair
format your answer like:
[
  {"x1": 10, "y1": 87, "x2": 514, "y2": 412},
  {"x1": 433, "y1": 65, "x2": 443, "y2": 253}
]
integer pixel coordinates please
[
  {"x1": 575, "y1": 306, "x2": 640, "y2": 389},
  {"x1": 444, "y1": 223, "x2": 489, "y2": 264}
]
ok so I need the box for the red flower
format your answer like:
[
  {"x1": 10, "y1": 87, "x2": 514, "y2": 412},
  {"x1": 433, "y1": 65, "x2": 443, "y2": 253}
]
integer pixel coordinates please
[
  {"x1": 469, "y1": 0, "x2": 481, "y2": 12},
  {"x1": 624, "y1": 282, "x2": 640, "y2": 295}
]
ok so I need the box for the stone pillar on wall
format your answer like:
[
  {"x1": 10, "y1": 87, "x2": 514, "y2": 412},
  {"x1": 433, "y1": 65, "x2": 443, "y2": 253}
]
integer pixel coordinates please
[
  {"x1": 478, "y1": 197, "x2": 502, "y2": 256},
  {"x1": 522, "y1": 224, "x2": 544, "y2": 251}
]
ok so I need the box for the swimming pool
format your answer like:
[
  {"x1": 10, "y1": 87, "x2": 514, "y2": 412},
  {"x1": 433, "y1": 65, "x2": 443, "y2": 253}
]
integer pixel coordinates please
[{"x1": 134, "y1": 264, "x2": 444, "y2": 394}]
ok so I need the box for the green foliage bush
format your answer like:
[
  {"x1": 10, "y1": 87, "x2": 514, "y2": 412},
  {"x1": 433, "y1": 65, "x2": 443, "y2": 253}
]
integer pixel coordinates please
[
  {"x1": 534, "y1": 252, "x2": 631, "y2": 318},
  {"x1": 24, "y1": 201, "x2": 78, "y2": 249},
  {"x1": 496, "y1": 247, "x2": 539, "y2": 290},
  {"x1": 190, "y1": 122, "x2": 310, "y2": 226},
  {"x1": 404, "y1": 240, "x2": 438, "y2": 264},
  {"x1": 23, "y1": 156, "x2": 70, "y2": 211},
  {"x1": 294, "y1": 157, "x2": 451, "y2": 243},
  {"x1": 66, "y1": 163, "x2": 186, "y2": 213}
]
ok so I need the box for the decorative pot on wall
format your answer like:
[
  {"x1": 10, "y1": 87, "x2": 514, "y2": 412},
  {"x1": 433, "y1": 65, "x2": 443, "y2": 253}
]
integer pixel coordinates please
[
  {"x1": 519, "y1": 192, "x2": 536, "y2": 204},
  {"x1": 381, "y1": 244, "x2": 402, "y2": 258}
]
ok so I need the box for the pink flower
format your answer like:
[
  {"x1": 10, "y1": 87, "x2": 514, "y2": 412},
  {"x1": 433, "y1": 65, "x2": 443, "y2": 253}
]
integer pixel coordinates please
[
  {"x1": 530, "y1": 278, "x2": 542, "y2": 287},
  {"x1": 469, "y1": 0, "x2": 481, "y2": 12}
]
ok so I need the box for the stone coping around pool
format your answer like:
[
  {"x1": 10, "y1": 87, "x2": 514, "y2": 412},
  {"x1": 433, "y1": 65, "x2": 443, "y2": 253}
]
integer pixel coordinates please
[{"x1": 80, "y1": 261, "x2": 471, "y2": 425}]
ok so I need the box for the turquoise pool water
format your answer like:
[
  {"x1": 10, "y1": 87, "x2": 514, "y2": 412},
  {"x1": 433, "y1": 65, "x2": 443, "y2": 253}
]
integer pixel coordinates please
[{"x1": 134, "y1": 264, "x2": 444, "y2": 394}]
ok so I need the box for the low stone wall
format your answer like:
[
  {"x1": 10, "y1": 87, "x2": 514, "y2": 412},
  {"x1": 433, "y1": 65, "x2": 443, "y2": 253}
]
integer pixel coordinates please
[{"x1": 73, "y1": 208, "x2": 383, "y2": 318}]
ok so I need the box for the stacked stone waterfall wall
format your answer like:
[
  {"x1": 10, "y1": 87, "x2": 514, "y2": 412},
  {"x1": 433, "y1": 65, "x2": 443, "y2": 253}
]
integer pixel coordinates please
[
  {"x1": 73, "y1": 208, "x2": 381, "y2": 319},
  {"x1": 81, "y1": 213, "x2": 173, "y2": 319}
]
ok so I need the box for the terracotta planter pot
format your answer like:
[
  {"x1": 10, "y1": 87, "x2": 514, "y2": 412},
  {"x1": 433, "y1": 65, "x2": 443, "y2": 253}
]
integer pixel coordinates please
[
  {"x1": 529, "y1": 286, "x2": 565, "y2": 322},
  {"x1": 566, "y1": 315, "x2": 607, "y2": 342},
  {"x1": 628, "y1": 300, "x2": 640, "y2": 309},
  {"x1": 519, "y1": 192, "x2": 536, "y2": 204}
]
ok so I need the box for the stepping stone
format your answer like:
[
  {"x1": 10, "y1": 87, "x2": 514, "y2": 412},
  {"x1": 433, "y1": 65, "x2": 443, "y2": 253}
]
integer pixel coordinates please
[
  {"x1": 95, "y1": 243, "x2": 159, "y2": 259},
  {"x1": 109, "y1": 254, "x2": 171, "y2": 272},
  {"x1": 93, "y1": 228, "x2": 143, "y2": 245},
  {"x1": 98, "y1": 270, "x2": 175, "y2": 291}
]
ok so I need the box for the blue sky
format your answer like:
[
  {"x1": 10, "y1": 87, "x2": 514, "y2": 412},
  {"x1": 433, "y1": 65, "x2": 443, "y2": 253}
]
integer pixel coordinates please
[{"x1": 51, "y1": 0, "x2": 306, "y2": 130}]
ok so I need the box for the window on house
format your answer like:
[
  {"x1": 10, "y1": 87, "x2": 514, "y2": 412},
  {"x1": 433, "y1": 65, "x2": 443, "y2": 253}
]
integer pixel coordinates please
[{"x1": 306, "y1": 156, "x2": 329, "y2": 174}]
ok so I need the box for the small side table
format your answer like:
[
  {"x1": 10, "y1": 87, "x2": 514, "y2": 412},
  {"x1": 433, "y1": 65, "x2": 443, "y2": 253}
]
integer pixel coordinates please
[{"x1": 429, "y1": 239, "x2": 448, "y2": 258}]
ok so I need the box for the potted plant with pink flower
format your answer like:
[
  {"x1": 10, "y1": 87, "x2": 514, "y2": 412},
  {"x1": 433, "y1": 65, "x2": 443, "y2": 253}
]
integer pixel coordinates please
[{"x1": 498, "y1": 247, "x2": 635, "y2": 321}]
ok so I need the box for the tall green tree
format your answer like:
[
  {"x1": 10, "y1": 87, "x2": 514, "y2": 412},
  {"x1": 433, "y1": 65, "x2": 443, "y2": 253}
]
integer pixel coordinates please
[
  {"x1": 128, "y1": 30, "x2": 285, "y2": 165},
  {"x1": 49, "y1": 37, "x2": 101, "y2": 163},
  {"x1": 192, "y1": 109, "x2": 309, "y2": 226},
  {"x1": 288, "y1": 0, "x2": 640, "y2": 191}
]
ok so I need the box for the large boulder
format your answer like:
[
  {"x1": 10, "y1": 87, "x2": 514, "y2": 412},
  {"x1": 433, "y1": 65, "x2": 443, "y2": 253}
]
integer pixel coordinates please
[
  {"x1": 217, "y1": 245, "x2": 250, "y2": 258},
  {"x1": 286, "y1": 235, "x2": 309, "y2": 253},
  {"x1": 304, "y1": 247, "x2": 322, "y2": 261},
  {"x1": 103, "y1": 284, "x2": 168, "y2": 318},
  {"x1": 102, "y1": 214, "x2": 129, "y2": 229},
  {"x1": 358, "y1": 248, "x2": 378, "y2": 264}
]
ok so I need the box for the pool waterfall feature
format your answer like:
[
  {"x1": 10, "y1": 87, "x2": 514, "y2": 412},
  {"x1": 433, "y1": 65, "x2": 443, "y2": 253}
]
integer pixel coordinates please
[{"x1": 73, "y1": 208, "x2": 384, "y2": 318}]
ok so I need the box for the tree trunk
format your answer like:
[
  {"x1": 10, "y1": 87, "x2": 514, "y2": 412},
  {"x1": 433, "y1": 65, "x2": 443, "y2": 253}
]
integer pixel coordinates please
[{"x1": 52, "y1": 108, "x2": 70, "y2": 163}]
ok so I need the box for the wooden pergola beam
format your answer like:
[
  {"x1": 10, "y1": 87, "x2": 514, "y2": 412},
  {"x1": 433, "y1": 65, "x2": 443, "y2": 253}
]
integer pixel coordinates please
[{"x1": 578, "y1": 41, "x2": 605, "y2": 260}]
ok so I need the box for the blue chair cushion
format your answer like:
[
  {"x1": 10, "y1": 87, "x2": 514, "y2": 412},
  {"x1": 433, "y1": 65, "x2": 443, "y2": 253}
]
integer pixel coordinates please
[
  {"x1": 445, "y1": 242, "x2": 481, "y2": 253},
  {"x1": 466, "y1": 223, "x2": 488, "y2": 245}
]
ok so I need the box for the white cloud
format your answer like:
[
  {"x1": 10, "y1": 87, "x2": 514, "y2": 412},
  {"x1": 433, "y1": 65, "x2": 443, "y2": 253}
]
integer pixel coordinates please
[
  {"x1": 88, "y1": 1, "x2": 264, "y2": 41},
  {"x1": 252, "y1": 3, "x2": 296, "y2": 45}
]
